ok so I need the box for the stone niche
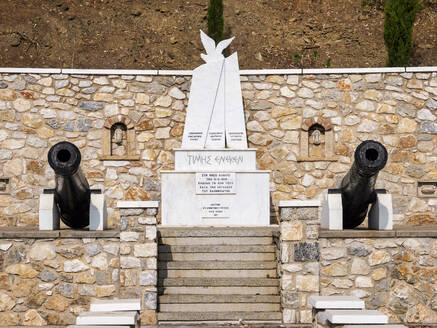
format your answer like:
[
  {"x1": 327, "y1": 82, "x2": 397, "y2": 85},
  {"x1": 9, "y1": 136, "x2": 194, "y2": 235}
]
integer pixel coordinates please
[
  {"x1": 0, "y1": 178, "x2": 10, "y2": 194},
  {"x1": 100, "y1": 115, "x2": 140, "y2": 160},
  {"x1": 297, "y1": 117, "x2": 336, "y2": 162},
  {"x1": 417, "y1": 181, "x2": 437, "y2": 198}
]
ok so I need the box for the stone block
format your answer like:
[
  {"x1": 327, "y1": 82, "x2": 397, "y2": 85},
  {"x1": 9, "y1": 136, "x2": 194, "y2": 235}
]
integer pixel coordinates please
[
  {"x1": 282, "y1": 291, "x2": 298, "y2": 308},
  {"x1": 134, "y1": 243, "x2": 157, "y2": 257},
  {"x1": 293, "y1": 242, "x2": 319, "y2": 262},
  {"x1": 321, "y1": 192, "x2": 342, "y2": 230},
  {"x1": 281, "y1": 221, "x2": 304, "y2": 241},
  {"x1": 144, "y1": 292, "x2": 157, "y2": 310},
  {"x1": 139, "y1": 270, "x2": 157, "y2": 286},
  {"x1": 296, "y1": 275, "x2": 319, "y2": 292}
]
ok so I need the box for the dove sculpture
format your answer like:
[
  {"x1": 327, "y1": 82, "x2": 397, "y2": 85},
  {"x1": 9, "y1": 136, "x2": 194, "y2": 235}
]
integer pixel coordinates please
[{"x1": 181, "y1": 30, "x2": 247, "y2": 149}]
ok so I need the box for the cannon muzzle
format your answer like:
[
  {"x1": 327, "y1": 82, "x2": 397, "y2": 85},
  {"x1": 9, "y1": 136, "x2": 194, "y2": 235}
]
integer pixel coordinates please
[
  {"x1": 48, "y1": 141, "x2": 90, "y2": 229},
  {"x1": 340, "y1": 140, "x2": 388, "y2": 229}
]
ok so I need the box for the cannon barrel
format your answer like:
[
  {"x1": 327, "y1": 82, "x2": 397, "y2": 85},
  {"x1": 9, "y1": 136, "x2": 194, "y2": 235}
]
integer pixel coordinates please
[
  {"x1": 48, "y1": 141, "x2": 90, "y2": 229},
  {"x1": 340, "y1": 140, "x2": 388, "y2": 229}
]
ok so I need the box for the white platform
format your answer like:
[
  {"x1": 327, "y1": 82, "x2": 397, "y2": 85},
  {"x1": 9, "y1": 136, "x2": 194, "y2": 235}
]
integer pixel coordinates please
[
  {"x1": 161, "y1": 170, "x2": 270, "y2": 226},
  {"x1": 76, "y1": 311, "x2": 138, "y2": 326},
  {"x1": 309, "y1": 296, "x2": 365, "y2": 309},
  {"x1": 90, "y1": 299, "x2": 141, "y2": 312},
  {"x1": 324, "y1": 310, "x2": 388, "y2": 324}
]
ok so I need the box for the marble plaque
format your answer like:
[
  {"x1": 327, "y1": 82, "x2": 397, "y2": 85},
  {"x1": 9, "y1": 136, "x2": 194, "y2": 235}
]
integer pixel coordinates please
[
  {"x1": 181, "y1": 60, "x2": 224, "y2": 149},
  {"x1": 196, "y1": 173, "x2": 236, "y2": 194},
  {"x1": 175, "y1": 149, "x2": 256, "y2": 171},
  {"x1": 225, "y1": 52, "x2": 248, "y2": 149},
  {"x1": 201, "y1": 200, "x2": 231, "y2": 218}
]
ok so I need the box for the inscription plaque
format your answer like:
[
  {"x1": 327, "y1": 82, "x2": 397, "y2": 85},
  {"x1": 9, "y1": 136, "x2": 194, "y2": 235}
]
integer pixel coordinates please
[
  {"x1": 196, "y1": 173, "x2": 236, "y2": 194},
  {"x1": 201, "y1": 201, "x2": 231, "y2": 218}
]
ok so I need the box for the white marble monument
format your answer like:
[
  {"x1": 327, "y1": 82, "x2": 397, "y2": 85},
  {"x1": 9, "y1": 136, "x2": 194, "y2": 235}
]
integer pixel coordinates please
[{"x1": 161, "y1": 31, "x2": 270, "y2": 226}]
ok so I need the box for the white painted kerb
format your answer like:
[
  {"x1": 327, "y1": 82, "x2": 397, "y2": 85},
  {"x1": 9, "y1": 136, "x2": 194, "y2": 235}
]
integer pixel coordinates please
[
  {"x1": 278, "y1": 200, "x2": 321, "y2": 207},
  {"x1": 116, "y1": 201, "x2": 159, "y2": 208}
]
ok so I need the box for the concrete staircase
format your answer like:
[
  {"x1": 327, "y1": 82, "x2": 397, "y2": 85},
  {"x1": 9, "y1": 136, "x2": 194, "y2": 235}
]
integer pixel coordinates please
[{"x1": 157, "y1": 226, "x2": 281, "y2": 324}]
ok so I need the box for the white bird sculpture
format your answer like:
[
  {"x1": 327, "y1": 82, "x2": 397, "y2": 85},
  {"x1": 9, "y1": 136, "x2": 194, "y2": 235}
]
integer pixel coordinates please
[{"x1": 200, "y1": 29, "x2": 235, "y2": 63}]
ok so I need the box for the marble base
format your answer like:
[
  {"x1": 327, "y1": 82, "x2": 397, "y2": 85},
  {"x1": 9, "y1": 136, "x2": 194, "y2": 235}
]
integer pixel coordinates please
[
  {"x1": 321, "y1": 192, "x2": 343, "y2": 230},
  {"x1": 368, "y1": 193, "x2": 393, "y2": 230},
  {"x1": 38, "y1": 193, "x2": 60, "y2": 230},
  {"x1": 161, "y1": 170, "x2": 270, "y2": 226},
  {"x1": 89, "y1": 193, "x2": 108, "y2": 231}
]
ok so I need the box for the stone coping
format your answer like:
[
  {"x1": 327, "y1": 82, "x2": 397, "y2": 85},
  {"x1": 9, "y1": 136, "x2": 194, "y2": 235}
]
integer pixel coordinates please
[
  {"x1": 278, "y1": 200, "x2": 321, "y2": 207},
  {"x1": 0, "y1": 66, "x2": 436, "y2": 75},
  {"x1": 116, "y1": 200, "x2": 159, "y2": 208},
  {"x1": 320, "y1": 225, "x2": 437, "y2": 238},
  {"x1": 0, "y1": 227, "x2": 119, "y2": 239}
]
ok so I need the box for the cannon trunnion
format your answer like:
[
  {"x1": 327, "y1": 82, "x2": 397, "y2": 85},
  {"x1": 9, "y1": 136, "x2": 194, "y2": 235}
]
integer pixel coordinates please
[
  {"x1": 48, "y1": 141, "x2": 91, "y2": 229},
  {"x1": 340, "y1": 140, "x2": 388, "y2": 229}
]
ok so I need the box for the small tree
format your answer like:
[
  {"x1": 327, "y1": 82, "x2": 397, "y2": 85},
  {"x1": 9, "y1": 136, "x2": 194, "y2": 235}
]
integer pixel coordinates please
[
  {"x1": 384, "y1": 0, "x2": 422, "y2": 67},
  {"x1": 207, "y1": 0, "x2": 224, "y2": 43}
]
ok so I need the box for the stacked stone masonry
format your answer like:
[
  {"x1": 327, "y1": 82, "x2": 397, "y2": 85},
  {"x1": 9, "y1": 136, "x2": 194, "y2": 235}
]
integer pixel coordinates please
[
  {"x1": 279, "y1": 204, "x2": 437, "y2": 324},
  {"x1": 0, "y1": 205, "x2": 158, "y2": 326},
  {"x1": 0, "y1": 71, "x2": 435, "y2": 227}
]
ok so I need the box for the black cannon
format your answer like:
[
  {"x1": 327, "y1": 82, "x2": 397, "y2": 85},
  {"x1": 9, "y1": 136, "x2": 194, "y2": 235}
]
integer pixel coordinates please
[
  {"x1": 340, "y1": 140, "x2": 388, "y2": 229},
  {"x1": 48, "y1": 141, "x2": 90, "y2": 229}
]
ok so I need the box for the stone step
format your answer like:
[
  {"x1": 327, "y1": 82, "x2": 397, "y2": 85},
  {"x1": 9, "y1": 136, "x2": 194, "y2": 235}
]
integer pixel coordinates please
[
  {"x1": 158, "y1": 244, "x2": 275, "y2": 253},
  {"x1": 159, "y1": 269, "x2": 277, "y2": 278},
  {"x1": 76, "y1": 311, "x2": 138, "y2": 326},
  {"x1": 67, "y1": 326, "x2": 129, "y2": 328},
  {"x1": 343, "y1": 326, "x2": 407, "y2": 328},
  {"x1": 309, "y1": 295, "x2": 365, "y2": 309},
  {"x1": 158, "y1": 226, "x2": 279, "y2": 237},
  {"x1": 89, "y1": 298, "x2": 141, "y2": 312},
  {"x1": 159, "y1": 294, "x2": 280, "y2": 303},
  {"x1": 159, "y1": 252, "x2": 275, "y2": 261},
  {"x1": 159, "y1": 286, "x2": 279, "y2": 295},
  {"x1": 158, "y1": 260, "x2": 277, "y2": 270},
  {"x1": 325, "y1": 310, "x2": 388, "y2": 324},
  {"x1": 160, "y1": 236, "x2": 273, "y2": 245},
  {"x1": 160, "y1": 303, "x2": 280, "y2": 312},
  {"x1": 157, "y1": 311, "x2": 282, "y2": 321},
  {"x1": 159, "y1": 278, "x2": 279, "y2": 287}
]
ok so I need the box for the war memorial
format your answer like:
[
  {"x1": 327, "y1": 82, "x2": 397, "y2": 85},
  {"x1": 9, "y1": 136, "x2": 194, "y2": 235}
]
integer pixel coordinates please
[{"x1": 0, "y1": 31, "x2": 436, "y2": 327}]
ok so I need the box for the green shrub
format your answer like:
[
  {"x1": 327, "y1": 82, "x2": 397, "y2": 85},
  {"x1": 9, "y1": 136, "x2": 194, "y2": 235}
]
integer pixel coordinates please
[
  {"x1": 384, "y1": 0, "x2": 422, "y2": 66},
  {"x1": 207, "y1": 0, "x2": 224, "y2": 43}
]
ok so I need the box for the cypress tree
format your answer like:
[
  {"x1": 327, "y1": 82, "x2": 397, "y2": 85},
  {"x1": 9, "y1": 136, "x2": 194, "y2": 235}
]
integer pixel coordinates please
[
  {"x1": 384, "y1": 0, "x2": 422, "y2": 67},
  {"x1": 207, "y1": 0, "x2": 224, "y2": 43}
]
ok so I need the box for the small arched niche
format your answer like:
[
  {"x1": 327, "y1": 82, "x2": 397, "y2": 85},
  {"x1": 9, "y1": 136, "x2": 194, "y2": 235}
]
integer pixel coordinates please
[
  {"x1": 297, "y1": 117, "x2": 336, "y2": 162},
  {"x1": 100, "y1": 115, "x2": 140, "y2": 160}
]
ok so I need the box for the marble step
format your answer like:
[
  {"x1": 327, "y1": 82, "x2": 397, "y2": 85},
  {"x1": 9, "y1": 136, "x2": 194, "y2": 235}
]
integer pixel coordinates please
[
  {"x1": 325, "y1": 310, "x2": 388, "y2": 324},
  {"x1": 159, "y1": 294, "x2": 280, "y2": 303},
  {"x1": 158, "y1": 244, "x2": 275, "y2": 253},
  {"x1": 159, "y1": 252, "x2": 275, "y2": 261},
  {"x1": 158, "y1": 226, "x2": 279, "y2": 237},
  {"x1": 76, "y1": 311, "x2": 138, "y2": 326},
  {"x1": 159, "y1": 277, "x2": 279, "y2": 287},
  {"x1": 68, "y1": 326, "x2": 129, "y2": 328},
  {"x1": 343, "y1": 326, "x2": 407, "y2": 328},
  {"x1": 159, "y1": 286, "x2": 279, "y2": 295},
  {"x1": 158, "y1": 260, "x2": 277, "y2": 270},
  {"x1": 309, "y1": 295, "x2": 365, "y2": 309},
  {"x1": 160, "y1": 302, "x2": 280, "y2": 312},
  {"x1": 157, "y1": 311, "x2": 282, "y2": 321},
  {"x1": 90, "y1": 298, "x2": 141, "y2": 312},
  {"x1": 160, "y1": 236, "x2": 273, "y2": 245},
  {"x1": 158, "y1": 268, "x2": 277, "y2": 278}
]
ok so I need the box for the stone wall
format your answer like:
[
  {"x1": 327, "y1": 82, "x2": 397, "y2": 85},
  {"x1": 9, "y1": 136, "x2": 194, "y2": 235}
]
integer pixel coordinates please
[
  {"x1": 320, "y1": 236, "x2": 437, "y2": 323},
  {"x1": 278, "y1": 203, "x2": 437, "y2": 325},
  {"x1": 0, "y1": 203, "x2": 158, "y2": 326},
  {"x1": 0, "y1": 69, "x2": 436, "y2": 227}
]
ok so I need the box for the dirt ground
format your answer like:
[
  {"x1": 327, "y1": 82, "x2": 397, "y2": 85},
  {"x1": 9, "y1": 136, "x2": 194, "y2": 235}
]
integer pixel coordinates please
[{"x1": 0, "y1": 0, "x2": 435, "y2": 69}]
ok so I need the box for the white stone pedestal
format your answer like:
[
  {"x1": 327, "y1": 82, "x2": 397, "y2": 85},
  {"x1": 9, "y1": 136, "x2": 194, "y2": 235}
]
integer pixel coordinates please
[
  {"x1": 368, "y1": 193, "x2": 393, "y2": 230},
  {"x1": 161, "y1": 170, "x2": 270, "y2": 226},
  {"x1": 321, "y1": 192, "x2": 343, "y2": 230}
]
